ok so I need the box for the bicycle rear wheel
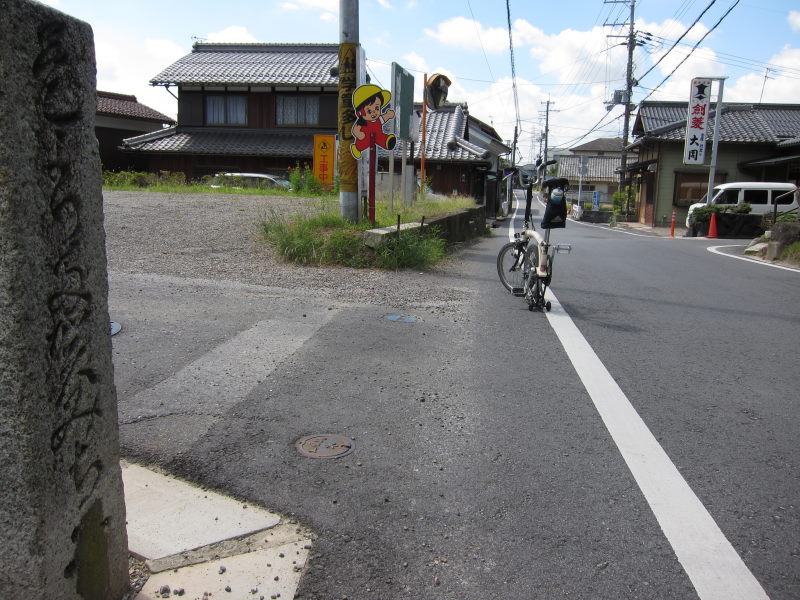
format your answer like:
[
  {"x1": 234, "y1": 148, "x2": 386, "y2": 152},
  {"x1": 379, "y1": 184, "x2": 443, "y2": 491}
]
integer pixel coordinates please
[{"x1": 496, "y1": 241, "x2": 527, "y2": 294}]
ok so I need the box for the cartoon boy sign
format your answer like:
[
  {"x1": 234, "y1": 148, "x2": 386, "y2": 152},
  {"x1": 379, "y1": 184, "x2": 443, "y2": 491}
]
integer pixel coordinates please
[{"x1": 350, "y1": 84, "x2": 396, "y2": 159}]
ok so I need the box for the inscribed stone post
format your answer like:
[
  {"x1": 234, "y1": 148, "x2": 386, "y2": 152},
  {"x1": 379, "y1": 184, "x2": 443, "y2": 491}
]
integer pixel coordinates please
[{"x1": 0, "y1": 1, "x2": 129, "y2": 598}]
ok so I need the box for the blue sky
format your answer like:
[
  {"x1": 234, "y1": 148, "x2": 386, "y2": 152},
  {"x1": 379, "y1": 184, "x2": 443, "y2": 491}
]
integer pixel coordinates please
[{"x1": 43, "y1": 0, "x2": 800, "y2": 162}]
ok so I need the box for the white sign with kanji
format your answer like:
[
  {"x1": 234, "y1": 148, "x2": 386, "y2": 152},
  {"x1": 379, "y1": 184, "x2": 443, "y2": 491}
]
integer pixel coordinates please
[{"x1": 684, "y1": 78, "x2": 712, "y2": 165}]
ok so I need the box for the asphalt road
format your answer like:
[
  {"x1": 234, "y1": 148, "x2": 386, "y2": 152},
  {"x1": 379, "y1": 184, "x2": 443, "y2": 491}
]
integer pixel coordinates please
[{"x1": 110, "y1": 191, "x2": 799, "y2": 599}]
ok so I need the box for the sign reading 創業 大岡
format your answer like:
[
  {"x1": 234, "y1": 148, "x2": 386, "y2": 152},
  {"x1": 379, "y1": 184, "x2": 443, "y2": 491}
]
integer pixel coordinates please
[{"x1": 684, "y1": 78, "x2": 711, "y2": 165}]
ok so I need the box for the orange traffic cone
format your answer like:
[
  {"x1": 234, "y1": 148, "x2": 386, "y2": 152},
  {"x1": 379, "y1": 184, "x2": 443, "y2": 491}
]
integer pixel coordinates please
[{"x1": 707, "y1": 212, "x2": 718, "y2": 239}]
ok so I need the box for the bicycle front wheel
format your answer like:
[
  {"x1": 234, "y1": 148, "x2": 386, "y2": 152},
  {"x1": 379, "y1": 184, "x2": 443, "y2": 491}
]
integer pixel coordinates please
[
  {"x1": 496, "y1": 242, "x2": 527, "y2": 293},
  {"x1": 524, "y1": 245, "x2": 542, "y2": 309}
]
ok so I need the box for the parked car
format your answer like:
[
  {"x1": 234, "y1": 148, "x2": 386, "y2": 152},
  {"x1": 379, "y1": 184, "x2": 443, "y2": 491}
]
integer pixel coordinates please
[
  {"x1": 686, "y1": 182, "x2": 799, "y2": 227},
  {"x1": 210, "y1": 172, "x2": 291, "y2": 191}
]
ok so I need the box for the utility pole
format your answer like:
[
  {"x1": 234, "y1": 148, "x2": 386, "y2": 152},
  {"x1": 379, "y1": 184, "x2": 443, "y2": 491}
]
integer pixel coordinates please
[
  {"x1": 605, "y1": 0, "x2": 636, "y2": 217},
  {"x1": 541, "y1": 98, "x2": 553, "y2": 184},
  {"x1": 337, "y1": 0, "x2": 359, "y2": 221}
]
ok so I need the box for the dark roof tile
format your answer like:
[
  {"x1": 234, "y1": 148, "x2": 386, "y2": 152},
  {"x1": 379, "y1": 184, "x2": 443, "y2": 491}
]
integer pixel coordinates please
[
  {"x1": 122, "y1": 126, "x2": 320, "y2": 157},
  {"x1": 97, "y1": 91, "x2": 174, "y2": 123},
  {"x1": 151, "y1": 43, "x2": 339, "y2": 87},
  {"x1": 633, "y1": 101, "x2": 800, "y2": 145}
]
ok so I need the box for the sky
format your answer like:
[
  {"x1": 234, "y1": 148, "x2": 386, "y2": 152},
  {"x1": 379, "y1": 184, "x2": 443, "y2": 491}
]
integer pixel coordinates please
[{"x1": 40, "y1": 0, "x2": 800, "y2": 164}]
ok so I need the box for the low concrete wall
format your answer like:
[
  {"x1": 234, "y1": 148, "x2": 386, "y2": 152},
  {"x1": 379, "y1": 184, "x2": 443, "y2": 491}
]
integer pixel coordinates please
[
  {"x1": 363, "y1": 205, "x2": 486, "y2": 248},
  {"x1": 580, "y1": 210, "x2": 614, "y2": 224}
]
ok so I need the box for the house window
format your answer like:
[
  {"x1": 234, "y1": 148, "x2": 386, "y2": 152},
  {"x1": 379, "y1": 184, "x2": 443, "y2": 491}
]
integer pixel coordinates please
[
  {"x1": 206, "y1": 95, "x2": 247, "y2": 125},
  {"x1": 673, "y1": 172, "x2": 724, "y2": 207},
  {"x1": 276, "y1": 95, "x2": 319, "y2": 126}
]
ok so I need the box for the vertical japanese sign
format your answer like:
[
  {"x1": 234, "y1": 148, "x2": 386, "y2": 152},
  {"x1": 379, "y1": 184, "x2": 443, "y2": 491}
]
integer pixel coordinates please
[
  {"x1": 684, "y1": 78, "x2": 711, "y2": 165},
  {"x1": 337, "y1": 42, "x2": 358, "y2": 193},
  {"x1": 313, "y1": 134, "x2": 336, "y2": 188}
]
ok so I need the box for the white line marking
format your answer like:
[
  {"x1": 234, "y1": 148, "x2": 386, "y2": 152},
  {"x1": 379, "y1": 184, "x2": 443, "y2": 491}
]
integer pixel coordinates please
[
  {"x1": 543, "y1": 289, "x2": 769, "y2": 600},
  {"x1": 569, "y1": 219, "x2": 668, "y2": 237},
  {"x1": 708, "y1": 244, "x2": 800, "y2": 273}
]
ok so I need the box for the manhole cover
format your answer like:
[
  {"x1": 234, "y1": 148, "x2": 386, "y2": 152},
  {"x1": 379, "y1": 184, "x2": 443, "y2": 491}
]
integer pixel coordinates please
[{"x1": 295, "y1": 434, "x2": 354, "y2": 459}]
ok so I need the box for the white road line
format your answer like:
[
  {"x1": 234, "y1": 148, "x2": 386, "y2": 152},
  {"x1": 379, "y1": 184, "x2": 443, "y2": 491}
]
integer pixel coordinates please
[
  {"x1": 505, "y1": 202, "x2": 768, "y2": 596},
  {"x1": 543, "y1": 288, "x2": 768, "y2": 600},
  {"x1": 708, "y1": 244, "x2": 800, "y2": 273}
]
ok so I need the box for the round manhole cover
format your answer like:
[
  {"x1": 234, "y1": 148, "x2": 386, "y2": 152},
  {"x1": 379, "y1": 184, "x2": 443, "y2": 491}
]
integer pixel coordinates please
[{"x1": 295, "y1": 434, "x2": 355, "y2": 459}]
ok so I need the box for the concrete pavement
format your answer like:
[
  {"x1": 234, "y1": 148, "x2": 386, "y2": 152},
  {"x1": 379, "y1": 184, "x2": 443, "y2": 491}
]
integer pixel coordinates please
[{"x1": 123, "y1": 461, "x2": 313, "y2": 599}]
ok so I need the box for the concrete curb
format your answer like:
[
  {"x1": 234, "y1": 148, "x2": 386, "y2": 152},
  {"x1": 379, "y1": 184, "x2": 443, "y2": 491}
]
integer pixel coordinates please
[{"x1": 122, "y1": 462, "x2": 313, "y2": 599}]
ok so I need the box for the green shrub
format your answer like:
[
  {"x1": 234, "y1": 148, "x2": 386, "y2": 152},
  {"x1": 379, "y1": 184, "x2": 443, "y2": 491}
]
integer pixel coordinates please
[
  {"x1": 374, "y1": 227, "x2": 446, "y2": 270},
  {"x1": 776, "y1": 212, "x2": 799, "y2": 223},
  {"x1": 693, "y1": 202, "x2": 752, "y2": 224},
  {"x1": 261, "y1": 211, "x2": 449, "y2": 270},
  {"x1": 780, "y1": 240, "x2": 800, "y2": 263},
  {"x1": 322, "y1": 229, "x2": 370, "y2": 267},
  {"x1": 286, "y1": 163, "x2": 324, "y2": 196},
  {"x1": 691, "y1": 204, "x2": 721, "y2": 225}
]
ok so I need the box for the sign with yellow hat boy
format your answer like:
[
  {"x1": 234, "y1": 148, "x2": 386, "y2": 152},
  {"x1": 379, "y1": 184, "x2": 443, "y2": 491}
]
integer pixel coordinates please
[{"x1": 350, "y1": 84, "x2": 396, "y2": 159}]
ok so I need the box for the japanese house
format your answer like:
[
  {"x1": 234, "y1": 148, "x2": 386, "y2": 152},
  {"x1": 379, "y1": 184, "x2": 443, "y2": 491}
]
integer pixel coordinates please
[
  {"x1": 624, "y1": 101, "x2": 800, "y2": 227},
  {"x1": 96, "y1": 91, "x2": 174, "y2": 171},
  {"x1": 121, "y1": 43, "x2": 340, "y2": 179}
]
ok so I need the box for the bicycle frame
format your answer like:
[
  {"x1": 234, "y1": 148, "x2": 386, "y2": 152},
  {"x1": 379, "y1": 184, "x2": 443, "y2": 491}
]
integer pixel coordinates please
[{"x1": 520, "y1": 226, "x2": 571, "y2": 311}]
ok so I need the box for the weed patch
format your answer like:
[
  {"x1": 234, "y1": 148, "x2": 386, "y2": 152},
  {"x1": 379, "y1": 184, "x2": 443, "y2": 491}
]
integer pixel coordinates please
[
  {"x1": 261, "y1": 211, "x2": 449, "y2": 270},
  {"x1": 780, "y1": 240, "x2": 800, "y2": 265}
]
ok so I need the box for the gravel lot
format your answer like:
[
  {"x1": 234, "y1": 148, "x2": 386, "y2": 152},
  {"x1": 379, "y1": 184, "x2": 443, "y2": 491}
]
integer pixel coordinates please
[{"x1": 103, "y1": 190, "x2": 476, "y2": 311}]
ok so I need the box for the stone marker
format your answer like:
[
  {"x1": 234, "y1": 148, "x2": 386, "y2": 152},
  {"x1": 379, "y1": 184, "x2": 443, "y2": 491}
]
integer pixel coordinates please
[{"x1": 0, "y1": 1, "x2": 129, "y2": 598}]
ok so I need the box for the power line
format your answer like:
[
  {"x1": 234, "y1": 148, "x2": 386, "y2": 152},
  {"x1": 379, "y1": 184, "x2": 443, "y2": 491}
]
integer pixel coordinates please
[
  {"x1": 639, "y1": 0, "x2": 740, "y2": 103},
  {"x1": 464, "y1": 0, "x2": 496, "y2": 84},
  {"x1": 637, "y1": 0, "x2": 717, "y2": 82}
]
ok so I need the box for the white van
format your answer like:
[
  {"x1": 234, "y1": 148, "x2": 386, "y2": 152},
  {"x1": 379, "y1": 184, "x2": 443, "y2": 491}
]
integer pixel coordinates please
[{"x1": 686, "y1": 182, "x2": 799, "y2": 227}]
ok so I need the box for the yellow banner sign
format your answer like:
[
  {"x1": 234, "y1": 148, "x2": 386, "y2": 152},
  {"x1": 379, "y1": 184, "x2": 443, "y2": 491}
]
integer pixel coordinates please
[
  {"x1": 313, "y1": 134, "x2": 336, "y2": 187},
  {"x1": 337, "y1": 42, "x2": 358, "y2": 193}
]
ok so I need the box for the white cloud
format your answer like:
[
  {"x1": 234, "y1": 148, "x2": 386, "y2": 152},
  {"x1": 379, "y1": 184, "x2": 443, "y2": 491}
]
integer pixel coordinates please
[
  {"x1": 425, "y1": 17, "x2": 509, "y2": 53},
  {"x1": 726, "y1": 46, "x2": 800, "y2": 104},
  {"x1": 280, "y1": 0, "x2": 338, "y2": 11},
  {"x1": 402, "y1": 51, "x2": 429, "y2": 74},
  {"x1": 37, "y1": 0, "x2": 61, "y2": 6},
  {"x1": 320, "y1": 12, "x2": 336, "y2": 22},
  {"x1": 94, "y1": 28, "x2": 186, "y2": 119},
  {"x1": 377, "y1": 0, "x2": 393, "y2": 8},
  {"x1": 206, "y1": 26, "x2": 260, "y2": 43},
  {"x1": 789, "y1": 10, "x2": 800, "y2": 31}
]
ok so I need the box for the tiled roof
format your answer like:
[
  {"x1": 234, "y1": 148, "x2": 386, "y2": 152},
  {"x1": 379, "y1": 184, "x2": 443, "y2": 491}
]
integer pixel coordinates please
[
  {"x1": 570, "y1": 137, "x2": 623, "y2": 153},
  {"x1": 121, "y1": 126, "x2": 320, "y2": 157},
  {"x1": 151, "y1": 43, "x2": 339, "y2": 87},
  {"x1": 632, "y1": 101, "x2": 800, "y2": 145},
  {"x1": 378, "y1": 103, "x2": 508, "y2": 162},
  {"x1": 96, "y1": 91, "x2": 174, "y2": 123},
  {"x1": 122, "y1": 103, "x2": 509, "y2": 163},
  {"x1": 557, "y1": 155, "x2": 621, "y2": 182}
]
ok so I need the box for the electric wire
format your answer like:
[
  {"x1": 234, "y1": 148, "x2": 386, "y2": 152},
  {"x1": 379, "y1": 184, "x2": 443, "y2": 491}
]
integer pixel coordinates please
[
  {"x1": 465, "y1": 0, "x2": 496, "y2": 84},
  {"x1": 637, "y1": 0, "x2": 717, "y2": 82},
  {"x1": 638, "y1": 0, "x2": 740, "y2": 103}
]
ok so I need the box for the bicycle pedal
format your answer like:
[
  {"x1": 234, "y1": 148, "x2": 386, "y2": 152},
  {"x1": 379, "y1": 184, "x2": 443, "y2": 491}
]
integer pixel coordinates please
[{"x1": 511, "y1": 287, "x2": 525, "y2": 296}]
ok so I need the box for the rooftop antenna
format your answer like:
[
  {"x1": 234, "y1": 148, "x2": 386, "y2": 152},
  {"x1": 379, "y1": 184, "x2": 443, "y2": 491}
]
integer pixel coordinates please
[{"x1": 759, "y1": 68, "x2": 774, "y2": 104}]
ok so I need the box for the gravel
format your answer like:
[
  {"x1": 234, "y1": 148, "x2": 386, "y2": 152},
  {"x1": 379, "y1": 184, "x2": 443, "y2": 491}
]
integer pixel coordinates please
[{"x1": 103, "y1": 191, "x2": 475, "y2": 311}]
